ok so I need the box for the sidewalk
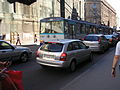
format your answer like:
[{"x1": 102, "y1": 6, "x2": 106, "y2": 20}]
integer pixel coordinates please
[{"x1": 60, "y1": 49, "x2": 120, "y2": 90}]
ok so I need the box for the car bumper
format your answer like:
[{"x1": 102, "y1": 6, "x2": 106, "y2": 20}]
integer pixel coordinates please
[{"x1": 36, "y1": 57, "x2": 70, "y2": 68}]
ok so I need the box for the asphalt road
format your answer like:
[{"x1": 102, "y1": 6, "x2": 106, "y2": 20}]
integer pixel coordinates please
[
  {"x1": 10, "y1": 46, "x2": 118, "y2": 90},
  {"x1": 61, "y1": 47, "x2": 120, "y2": 90}
]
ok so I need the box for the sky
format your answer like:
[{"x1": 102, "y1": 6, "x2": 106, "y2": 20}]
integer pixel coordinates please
[{"x1": 106, "y1": 0, "x2": 120, "y2": 27}]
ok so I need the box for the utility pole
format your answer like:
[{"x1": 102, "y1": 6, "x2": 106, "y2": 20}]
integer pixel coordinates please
[{"x1": 60, "y1": 0, "x2": 65, "y2": 18}]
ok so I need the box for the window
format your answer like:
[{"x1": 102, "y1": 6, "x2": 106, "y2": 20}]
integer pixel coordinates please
[
  {"x1": 64, "y1": 21, "x2": 68, "y2": 34},
  {"x1": 40, "y1": 21, "x2": 63, "y2": 33},
  {"x1": 0, "y1": 41, "x2": 13, "y2": 50},
  {"x1": 52, "y1": 21, "x2": 63, "y2": 33},
  {"x1": 23, "y1": 5, "x2": 30, "y2": 18},
  {"x1": 72, "y1": 42, "x2": 80, "y2": 50},
  {"x1": 40, "y1": 42, "x2": 63, "y2": 52},
  {"x1": 67, "y1": 43, "x2": 73, "y2": 51},
  {"x1": 78, "y1": 42, "x2": 86, "y2": 49},
  {"x1": 101, "y1": 36, "x2": 107, "y2": 41},
  {"x1": 84, "y1": 36, "x2": 99, "y2": 41},
  {"x1": 67, "y1": 41, "x2": 81, "y2": 51}
]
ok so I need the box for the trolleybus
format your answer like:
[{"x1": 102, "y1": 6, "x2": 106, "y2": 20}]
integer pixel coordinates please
[{"x1": 40, "y1": 17, "x2": 114, "y2": 42}]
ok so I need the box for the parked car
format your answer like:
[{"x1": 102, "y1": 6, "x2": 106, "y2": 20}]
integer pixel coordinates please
[
  {"x1": 0, "y1": 40, "x2": 32, "y2": 62},
  {"x1": 82, "y1": 34, "x2": 109, "y2": 53},
  {"x1": 104, "y1": 35, "x2": 117, "y2": 46},
  {"x1": 36, "y1": 39, "x2": 92, "y2": 72}
]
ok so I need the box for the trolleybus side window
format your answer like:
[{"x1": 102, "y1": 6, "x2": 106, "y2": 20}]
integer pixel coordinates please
[
  {"x1": 75, "y1": 23, "x2": 81, "y2": 35},
  {"x1": 52, "y1": 21, "x2": 64, "y2": 33},
  {"x1": 41, "y1": 22, "x2": 51, "y2": 33},
  {"x1": 86, "y1": 25, "x2": 90, "y2": 34},
  {"x1": 80, "y1": 24, "x2": 85, "y2": 34},
  {"x1": 68, "y1": 24, "x2": 75, "y2": 38},
  {"x1": 64, "y1": 21, "x2": 68, "y2": 34}
]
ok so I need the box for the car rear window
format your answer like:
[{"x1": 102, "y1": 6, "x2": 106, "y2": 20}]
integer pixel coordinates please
[
  {"x1": 84, "y1": 36, "x2": 99, "y2": 41},
  {"x1": 40, "y1": 42, "x2": 63, "y2": 52},
  {"x1": 104, "y1": 35, "x2": 112, "y2": 39}
]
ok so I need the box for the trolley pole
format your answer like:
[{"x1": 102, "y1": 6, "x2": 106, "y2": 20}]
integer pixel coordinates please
[{"x1": 60, "y1": 0, "x2": 65, "y2": 18}]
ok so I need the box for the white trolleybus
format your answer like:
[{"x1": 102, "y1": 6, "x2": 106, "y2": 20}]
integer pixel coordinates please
[{"x1": 40, "y1": 17, "x2": 114, "y2": 42}]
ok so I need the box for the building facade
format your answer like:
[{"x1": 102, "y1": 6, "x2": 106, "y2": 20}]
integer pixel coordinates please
[
  {"x1": 0, "y1": 0, "x2": 84, "y2": 44},
  {"x1": 85, "y1": 0, "x2": 116, "y2": 28}
]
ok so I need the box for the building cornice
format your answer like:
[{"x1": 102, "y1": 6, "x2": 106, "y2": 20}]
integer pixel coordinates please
[{"x1": 101, "y1": 0, "x2": 116, "y2": 14}]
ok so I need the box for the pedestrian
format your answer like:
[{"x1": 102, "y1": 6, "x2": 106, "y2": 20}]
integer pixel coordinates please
[
  {"x1": 111, "y1": 41, "x2": 120, "y2": 77},
  {"x1": 34, "y1": 34, "x2": 37, "y2": 43},
  {"x1": 16, "y1": 33, "x2": 21, "y2": 45},
  {"x1": 40, "y1": 40, "x2": 44, "y2": 46},
  {"x1": 2, "y1": 34, "x2": 6, "y2": 40}
]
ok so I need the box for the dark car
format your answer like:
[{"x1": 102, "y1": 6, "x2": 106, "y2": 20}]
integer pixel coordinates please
[
  {"x1": 0, "y1": 40, "x2": 32, "y2": 62},
  {"x1": 104, "y1": 35, "x2": 117, "y2": 46},
  {"x1": 113, "y1": 33, "x2": 120, "y2": 41}
]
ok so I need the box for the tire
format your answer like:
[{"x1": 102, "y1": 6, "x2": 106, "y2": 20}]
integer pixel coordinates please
[
  {"x1": 100, "y1": 46, "x2": 105, "y2": 54},
  {"x1": 88, "y1": 53, "x2": 93, "y2": 62},
  {"x1": 68, "y1": 61, "x2": 76, "y2": 72},
  {"x1": 20, "y1": 53, "x2": 28, "y2": 62}
]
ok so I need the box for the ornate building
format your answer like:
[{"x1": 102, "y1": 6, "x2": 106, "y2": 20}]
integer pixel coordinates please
[{"x1": 85, "y1": 0, "x2": 116, "y2": 28}]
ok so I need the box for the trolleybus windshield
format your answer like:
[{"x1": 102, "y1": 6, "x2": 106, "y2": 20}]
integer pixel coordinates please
[{"x1": 40, "y1": 21, "x2": 64, "y2": 33}]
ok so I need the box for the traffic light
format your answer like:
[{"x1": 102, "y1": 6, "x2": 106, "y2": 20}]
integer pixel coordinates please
[{"x1": 7, "y1": 0, "x2": 37, "y2": 5}]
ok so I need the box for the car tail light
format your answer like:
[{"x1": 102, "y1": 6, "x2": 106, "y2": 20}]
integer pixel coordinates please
[
  {"x1": 109, "y1": 39, "x2": 112, "y2": 42},
  {"x1": 36, "y1": 51, "x2": 39, "y2": 57},
  {"x1": 82, "y1": 38, "x2": 84, "y2": 41},
  {"x1": 98, "y1": 38, "x2": 101, "y2": 43},
  {"x1": 60, "y1": 53, "x2": 67, "y2": 61},
  {"x1": 82, "y1": 36, "x2": 86, "y2": 40}
]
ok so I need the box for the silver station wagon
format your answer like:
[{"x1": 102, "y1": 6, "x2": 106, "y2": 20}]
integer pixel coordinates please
[
  {"x1": 0, "y1": 40, "x2": 32, "y2": 62},
  {"x1": 36, "y1": 39, "x2": 92, "y2": 72},
  {"x1": 83, "y1": 34, "x2": 109, "y2": 53}
]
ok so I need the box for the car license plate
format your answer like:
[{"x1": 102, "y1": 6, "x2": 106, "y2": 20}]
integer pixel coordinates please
[{"x1": 43, "y1": 54, "x2": 54, "y2": 59}]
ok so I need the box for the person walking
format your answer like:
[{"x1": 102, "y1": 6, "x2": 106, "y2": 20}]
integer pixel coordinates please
[
  {"x1": 34, "y1": 34, "x2": 37, "y2": 43},
  {"x1": 111, "y1": 41, "x2": 120, "y2": 77},
  {"x1": 16, "y1": 33, "x2": 21, "y2": 45},
  {"x1": 40, "y1": 40, "x2": 44, "y2": 46}
]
